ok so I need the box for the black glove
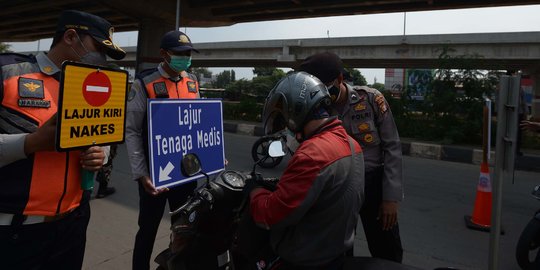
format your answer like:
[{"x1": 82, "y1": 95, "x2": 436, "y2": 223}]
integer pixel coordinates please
[
  {"x1": 258, "y1": 177, "x2": 279, "y2": 191},
  {"x1": 243, "y1": 177, "x2": 261, "y2": 198}
]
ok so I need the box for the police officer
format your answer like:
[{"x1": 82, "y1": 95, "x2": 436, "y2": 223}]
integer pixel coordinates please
[
  {"x1": 300, "y1": 52, "x2": 404, "y2": 263},
  {"x1": 125, "y1": 30, "x2": 200, "y2": 270},
  {"x1": 0, "y1": 10, "x2": 125, "y2": 269}
]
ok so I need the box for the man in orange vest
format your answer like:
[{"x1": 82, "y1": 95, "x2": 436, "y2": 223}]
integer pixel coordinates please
[
  {"x1": 125, "y1": 30, "x2": 200, "y2": 270},
  {"x1": 0, "y1": 10, "x2": 125, "y2": 269}
]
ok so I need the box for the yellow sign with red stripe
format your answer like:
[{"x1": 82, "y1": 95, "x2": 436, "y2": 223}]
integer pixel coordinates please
[{"x1": 56, "y1": 62, "x2": 128, "y2": 151}]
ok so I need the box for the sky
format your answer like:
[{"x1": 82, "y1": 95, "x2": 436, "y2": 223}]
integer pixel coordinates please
[{"x1": 8, "y1": 4, "x2": 540, "y2": 84}]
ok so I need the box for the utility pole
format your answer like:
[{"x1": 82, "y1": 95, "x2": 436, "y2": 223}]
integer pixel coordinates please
[{"x1": 175, "y1": 0, "x2": 181, "y2": 30}]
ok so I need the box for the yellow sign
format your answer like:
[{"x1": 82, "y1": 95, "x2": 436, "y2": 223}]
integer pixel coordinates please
[{"x1": 56, "y1": 62, "x2": 128, "y2": 151}]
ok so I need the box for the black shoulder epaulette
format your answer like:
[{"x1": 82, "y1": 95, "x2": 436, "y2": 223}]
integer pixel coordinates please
[
  {"x1": 0, "y1": 52, "x2": 35, "y2": 67},
  {"x1": 0, "y1": 53, "x2": 36, "y2": 101},
  {"x1": 135, "y1": 68, "x2": 158, "y2": 82},
  {"x1": 134, "y1": 68, "x2": 158, "y2": 95}
]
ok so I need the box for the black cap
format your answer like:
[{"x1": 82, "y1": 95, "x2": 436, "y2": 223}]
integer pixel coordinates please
[
  {"x1": 160, "y1": 30, "x2": 199, "y2": 53},
  {"x1": 56, "y1": 10, "x2": 126, "y2": 60},
  {"x1": 299, "y1": 52, "x2": 344, "y2": 84}
]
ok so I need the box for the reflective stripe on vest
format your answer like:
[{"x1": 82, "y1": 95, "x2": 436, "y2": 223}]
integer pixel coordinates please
[
  {"x1": 142, "y1": 71, "x2": 199, "y2": 99},
  {"x1": 1, "y1": 62, "x2": 82, "y2": 216}
]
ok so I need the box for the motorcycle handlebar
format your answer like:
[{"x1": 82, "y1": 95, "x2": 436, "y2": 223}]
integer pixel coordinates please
[{"x1": 256, "y1": 177, "x2": 280, "y2": 191}]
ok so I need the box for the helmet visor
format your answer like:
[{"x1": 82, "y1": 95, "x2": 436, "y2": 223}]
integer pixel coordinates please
[{"x1": 263, "y1": 111, "x2": 286, "y2": 135}]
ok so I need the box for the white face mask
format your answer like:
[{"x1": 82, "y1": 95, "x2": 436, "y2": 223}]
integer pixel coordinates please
[{"x1": 285, "y1": 129, "x2": 300, "y2": 153}]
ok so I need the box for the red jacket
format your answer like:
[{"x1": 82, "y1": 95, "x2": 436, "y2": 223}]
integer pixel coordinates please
[{"x1": 250, "y1": 118, "x2": 365, "y2": 267}]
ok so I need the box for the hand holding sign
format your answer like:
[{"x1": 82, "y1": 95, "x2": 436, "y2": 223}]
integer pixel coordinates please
[
  {"x1": 139, "y1": 175, "x2": 169, "y2": 196},
  {"x1": 80, "y1": 146, "x2": 106, "y2": 171}
]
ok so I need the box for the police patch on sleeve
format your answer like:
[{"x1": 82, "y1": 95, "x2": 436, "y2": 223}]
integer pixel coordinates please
[
  {"x1": 187, "y1": 81, "x2": 197, "y2": 93},
  {"x1": 354, "y1": 103, "x2": 366, "y2": 111},
  {"x1": 18, "y1": 77, "x2": 44, "y2": 99},
  {"x1": 374, "y1": 95, "x2": 388, "y2": 114},
  {"x1": 153, "y1": 82, "x2": 169, "y2": 98},
  {"x1": 358, "y1": 122, "x2": 370, "y2": 132},
  {"x1": 363, "y1": 133, "x2": 374, "y2": 143}
]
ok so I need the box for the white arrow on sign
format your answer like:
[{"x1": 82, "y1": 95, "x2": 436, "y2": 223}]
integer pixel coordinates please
[{"x1": 159, "y1": 161, "x2": 175, "y2": 181}]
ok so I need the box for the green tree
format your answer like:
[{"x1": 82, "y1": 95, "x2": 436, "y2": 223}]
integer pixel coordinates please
[
  {"x1": 253, "y1": 67, "x2": 276, "y2": 77},
  {"x1": 0, "y1": 42, "x2": 11, "y2": 53},
  {"x1": 389, "y1": 46, "x2": 498, "y2": 144},
  {"x1": 231, "y1": 70, "x2": 236, "y2": 82},
  {"x1": 249, "y1": 69, "x2": 286, "y2": 98},
  {"x1": 226, "y1": 79, "x2": 251, "y2": 100},
  {"x1": 344, "y1": 68, "x2": 367, "y2": 86},
  {"x1": 214, "y1": 70, "x2": 234, "y2": 88},
  {"x1": 369, "y1": 82, "x2": 385, "y2": 91},
  {"x1": 192, "y1": 67, "x2": 212, "y2": 83}
]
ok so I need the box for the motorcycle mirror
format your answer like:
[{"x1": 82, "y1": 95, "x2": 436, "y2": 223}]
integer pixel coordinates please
[
  {"x1": 181, "y1": 153, "x2": 202, "y2": 177},
  {"x1": 532, "y1": 185, "x2": 540, "y2": 200},
  {"x1": 252, "y1": 140, "x2": 287, "y2": 173},
  {"x1": 268, "y1": 140, "x2": 286, "y2": 158}
]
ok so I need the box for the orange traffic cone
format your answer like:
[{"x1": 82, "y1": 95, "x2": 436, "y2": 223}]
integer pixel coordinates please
[{"x1": 464, "y1": 162, "x2": 493, "y2": 232}]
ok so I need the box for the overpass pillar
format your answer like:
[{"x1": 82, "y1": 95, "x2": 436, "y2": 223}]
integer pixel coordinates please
[
  {"x1": 136, "y1": 19, "x2": 175, "y2": 72},
  {"x1": 531, "y1": 72, "x2": 540, "y2": 119}
]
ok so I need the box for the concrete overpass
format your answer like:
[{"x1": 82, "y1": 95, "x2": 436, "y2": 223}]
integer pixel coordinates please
[
  {"x1": 108, "y1": 31, "x2": 540, "y2": 72},
  {"x1": 22, "y1": 31, "x2": 540, "y2": 115},
  {"x1": 6, "y1": 2, "x2": 540, "y2": 117},
  {"x1": 102, "y1": 31, "x2": 540, "y2": 117},
  {"x1": 4, "y1": 0, "x2": 540, "y2": 77}
]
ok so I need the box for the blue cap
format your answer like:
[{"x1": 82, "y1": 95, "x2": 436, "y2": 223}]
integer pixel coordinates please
[{"x1": 160, "y1": 30, "x2": 199, "y2": 53}]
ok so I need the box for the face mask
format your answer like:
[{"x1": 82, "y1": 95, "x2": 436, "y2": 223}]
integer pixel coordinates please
[
  {"x1": 166, "y1": 54, "x2": 191, "y2": 73},
  {"x1": 327, "y1": 81, "x2": 341, "y2": 102},
  {"x1": 285, "y1": 129, "x2": 300, "y2": 153},
  {"x1": 71, "y1": 34, "x2": 107, "y2": 66}
]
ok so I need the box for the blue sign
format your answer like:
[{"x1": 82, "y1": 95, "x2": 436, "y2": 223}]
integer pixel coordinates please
[{"x1": 148, "y1": 99, "x2": 225, "y2": 189}]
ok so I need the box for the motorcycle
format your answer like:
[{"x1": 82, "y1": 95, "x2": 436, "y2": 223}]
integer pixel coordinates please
[
  {"x1": 155, "y1": 141, "x2": 450, "y2": 270},
  {"x1": 154, "y1": 141, "x2": 284, "y2": 270},
  {"x1": 516, "y1": 185, "x2": 540, "y2": 269},
  {"x1": 250, "y1": 130, "x2": 293, "y2": 168}
]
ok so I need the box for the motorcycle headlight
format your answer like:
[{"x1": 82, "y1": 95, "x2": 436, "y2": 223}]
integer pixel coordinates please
[{"x1": 221, "y1": 171, "x2": 245, "y2": 188}]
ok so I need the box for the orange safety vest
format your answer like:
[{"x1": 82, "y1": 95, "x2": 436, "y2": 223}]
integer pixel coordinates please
[
  {"x1": 0, "y1": 53, "x2": 82, "y2": 216},
  {"x1": 138, "y1": 68, "x2": 199, "y2": 99},
  {"x1": 136, "y1": 68, "x2": 199, "y2": 165}
]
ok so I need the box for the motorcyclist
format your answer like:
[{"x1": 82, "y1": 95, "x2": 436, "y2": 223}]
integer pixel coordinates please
[{"x1": 245, "y1": 72, "x2": 365, "y2": 269}]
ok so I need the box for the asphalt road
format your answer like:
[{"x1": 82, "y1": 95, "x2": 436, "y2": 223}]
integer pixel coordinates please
[{"x1": 83, "y1": 132, "x2": 539, "y2": 270}]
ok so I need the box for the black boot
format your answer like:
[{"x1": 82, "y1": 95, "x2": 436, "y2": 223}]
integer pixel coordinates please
[{"x1": 96, "y1": 186, "x2": 116, "y2": 199}]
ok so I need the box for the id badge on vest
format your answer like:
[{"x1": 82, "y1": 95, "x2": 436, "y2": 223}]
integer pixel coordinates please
[
  {"x1": 153, "y1": 82, "x2": 169, "y2": 98},
  {"x1": 18, "y1": 77, "x2": 50, "y2": 108},
  {"x1": 187, "y1": 81, "x2": 197, "y2": 93}
]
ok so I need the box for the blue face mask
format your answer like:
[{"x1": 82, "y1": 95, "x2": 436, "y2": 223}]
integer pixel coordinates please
[{"x1": 167, "y1": 54, "x2": 191, "y2": 73}]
